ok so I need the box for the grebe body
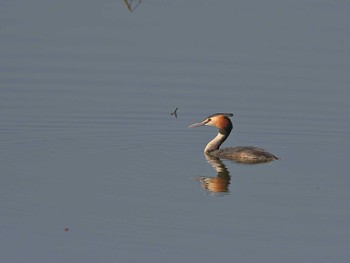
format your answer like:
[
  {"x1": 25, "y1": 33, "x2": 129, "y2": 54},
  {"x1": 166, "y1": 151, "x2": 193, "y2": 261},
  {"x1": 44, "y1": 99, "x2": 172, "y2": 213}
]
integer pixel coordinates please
[{"x1": 189, "y1": 113, "x2": 278, "y2": 164}]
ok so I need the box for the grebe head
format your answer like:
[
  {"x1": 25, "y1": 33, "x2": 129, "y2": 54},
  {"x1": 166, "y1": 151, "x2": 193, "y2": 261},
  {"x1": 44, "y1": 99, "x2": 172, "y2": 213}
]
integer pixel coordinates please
[{"x1": 189, "y1": 113, "x2": 233, "y2": 132}]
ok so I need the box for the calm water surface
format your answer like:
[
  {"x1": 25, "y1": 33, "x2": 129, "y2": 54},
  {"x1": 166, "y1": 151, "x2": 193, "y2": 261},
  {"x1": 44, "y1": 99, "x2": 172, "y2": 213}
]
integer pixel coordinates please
[{"x1": 1, "y1": 0, "x2": 350, "y2": 262}]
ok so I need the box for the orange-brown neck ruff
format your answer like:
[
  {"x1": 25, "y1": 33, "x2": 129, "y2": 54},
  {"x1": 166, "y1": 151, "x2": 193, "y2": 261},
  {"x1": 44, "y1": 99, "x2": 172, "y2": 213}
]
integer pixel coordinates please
[{"x1": 210, "y1": 115, "x2": 233, "y2": 135}]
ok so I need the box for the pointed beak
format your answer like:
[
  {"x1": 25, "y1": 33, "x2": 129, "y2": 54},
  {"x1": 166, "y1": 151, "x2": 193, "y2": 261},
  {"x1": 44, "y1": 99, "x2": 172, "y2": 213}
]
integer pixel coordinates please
[{"x1": 188, "y1": 120, "x2": 207, "y2": 128}]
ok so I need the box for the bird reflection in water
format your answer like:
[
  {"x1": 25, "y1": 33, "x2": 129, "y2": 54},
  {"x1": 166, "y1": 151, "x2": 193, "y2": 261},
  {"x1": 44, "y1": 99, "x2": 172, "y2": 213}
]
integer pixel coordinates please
[{"x1": 195, "y1": 154, "x2": 231, "y2": 195}]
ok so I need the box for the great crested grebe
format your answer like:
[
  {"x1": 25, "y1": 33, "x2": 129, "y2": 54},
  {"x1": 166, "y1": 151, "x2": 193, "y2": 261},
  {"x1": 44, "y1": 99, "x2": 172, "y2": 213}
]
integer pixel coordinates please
[{"x1": 189, "y1": 113, "x2": 278, "y2": 164}]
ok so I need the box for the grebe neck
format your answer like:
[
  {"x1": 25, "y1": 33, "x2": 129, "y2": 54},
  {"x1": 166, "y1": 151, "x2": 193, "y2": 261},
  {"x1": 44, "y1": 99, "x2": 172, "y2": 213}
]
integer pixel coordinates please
[{"x1": 204, "y1": 128, "x2": 231, "y2": 153}]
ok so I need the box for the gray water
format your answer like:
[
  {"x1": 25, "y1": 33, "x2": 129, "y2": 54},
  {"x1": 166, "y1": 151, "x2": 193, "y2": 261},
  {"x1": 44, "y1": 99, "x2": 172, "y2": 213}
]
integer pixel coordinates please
[{"x1": 1, "y1": 0, "x2": 350, "y2": 262}]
